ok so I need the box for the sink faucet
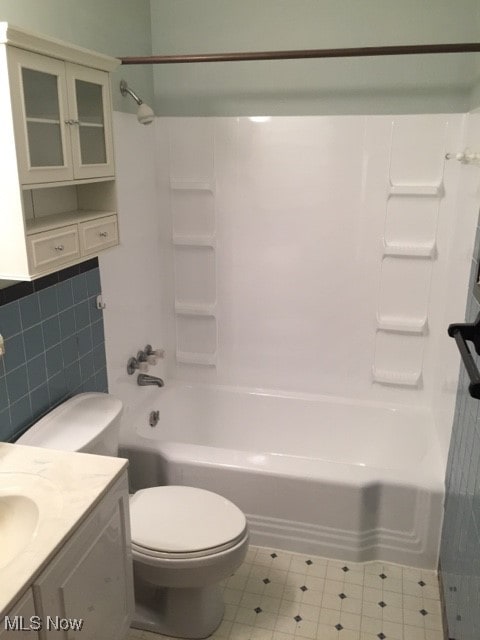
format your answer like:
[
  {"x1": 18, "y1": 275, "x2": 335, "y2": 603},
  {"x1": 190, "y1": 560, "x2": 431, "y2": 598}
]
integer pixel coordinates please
[{"x1": 137, "y1": 374, "x2": 165, "y2": 388}]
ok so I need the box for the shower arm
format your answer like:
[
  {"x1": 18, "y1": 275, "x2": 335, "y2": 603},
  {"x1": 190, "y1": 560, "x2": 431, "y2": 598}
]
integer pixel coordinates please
[
  {"x1": 119, "y1": 42, "x2": 480, "y2": 65},
  {"x1": 119, "y1": 80, "x2": 143, "y2": 105}
]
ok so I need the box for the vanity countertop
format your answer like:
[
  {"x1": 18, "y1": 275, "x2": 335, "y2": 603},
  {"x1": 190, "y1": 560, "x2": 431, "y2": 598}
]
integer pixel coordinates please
[{"x1": 0, "y1": 441, "x2": 127, "y2": 616}]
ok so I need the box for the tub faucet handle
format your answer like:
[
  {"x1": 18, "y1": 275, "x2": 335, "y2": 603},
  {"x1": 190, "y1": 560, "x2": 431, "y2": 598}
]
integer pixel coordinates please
[{"x1": 145, "y1": 345, "x2": 165, "y2": 359}]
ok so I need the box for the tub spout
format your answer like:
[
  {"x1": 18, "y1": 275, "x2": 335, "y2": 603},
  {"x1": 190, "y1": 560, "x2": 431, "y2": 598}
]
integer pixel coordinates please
[{"x1": 137, "y1": 374, "x2": 164, "y2": 388}]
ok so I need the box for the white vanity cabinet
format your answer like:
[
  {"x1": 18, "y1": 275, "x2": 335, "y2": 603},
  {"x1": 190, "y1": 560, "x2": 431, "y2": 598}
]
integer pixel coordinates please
[
  {"x1": 0, "y1": 589, "x2": 39, "y2": 639},
  {"x1": 0, "y1": 23, "x2": 120, "y2": 281},
  {"x1": 0, "y1": 474, "x2": 134, "y2": 640}
]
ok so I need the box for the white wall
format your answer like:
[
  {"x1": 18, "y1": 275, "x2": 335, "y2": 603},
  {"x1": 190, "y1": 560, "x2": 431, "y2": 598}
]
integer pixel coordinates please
[
  {"x1": 100, "y1": 112, "x2": 166, "y2": 439},
  {"x1": 155, "y1": 115, "x2": 474, "y2": 413}
]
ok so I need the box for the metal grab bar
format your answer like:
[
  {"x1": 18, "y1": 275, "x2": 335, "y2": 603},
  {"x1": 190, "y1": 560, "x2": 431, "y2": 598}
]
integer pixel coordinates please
[{"x1": 448, "y1": 316, "x2": 480, "y2": 399}]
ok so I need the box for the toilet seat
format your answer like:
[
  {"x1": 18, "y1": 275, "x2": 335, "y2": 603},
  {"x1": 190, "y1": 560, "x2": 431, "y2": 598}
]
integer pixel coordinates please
[{"x1": 129, "y1": 486, "x2": 247, "y2": 559}]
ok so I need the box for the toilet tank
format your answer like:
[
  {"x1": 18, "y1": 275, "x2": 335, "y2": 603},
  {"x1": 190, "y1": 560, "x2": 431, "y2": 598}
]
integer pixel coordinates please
[{"x1": 17, "y1": 392, "x2": 123, "y2": 456}]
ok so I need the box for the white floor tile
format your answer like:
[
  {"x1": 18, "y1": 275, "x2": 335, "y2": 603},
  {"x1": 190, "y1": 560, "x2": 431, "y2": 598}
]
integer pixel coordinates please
[{"x1": 127, "y1": 545, "x2": 444, "y2": 640}]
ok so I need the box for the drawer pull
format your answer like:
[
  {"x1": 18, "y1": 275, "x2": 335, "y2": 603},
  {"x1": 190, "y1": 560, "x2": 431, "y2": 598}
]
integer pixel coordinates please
[
  {"x1": 99, "y1": 231, "x2": 108, "y2": 238},
  {"x1": 54, "y1": 244, "x2": 65, "y2": 252}
]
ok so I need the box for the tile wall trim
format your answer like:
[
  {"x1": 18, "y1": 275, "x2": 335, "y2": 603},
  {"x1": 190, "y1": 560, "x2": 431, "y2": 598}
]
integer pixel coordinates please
[{"x1": 0, "y1": 258, "x2": 99, "y2": 306}]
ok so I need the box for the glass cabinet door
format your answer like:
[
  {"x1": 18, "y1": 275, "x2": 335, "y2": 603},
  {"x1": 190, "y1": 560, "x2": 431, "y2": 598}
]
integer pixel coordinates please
[
  {"x1": 8, "y1": 49, "x2": 73, "y2": 184},
  {"x1": 67, "y1": 64, "x2": 115, "y2": 179}
]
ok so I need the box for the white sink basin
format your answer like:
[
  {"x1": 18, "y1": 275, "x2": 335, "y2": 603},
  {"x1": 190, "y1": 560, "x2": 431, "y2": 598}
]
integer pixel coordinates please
[
  {"x1": 0, "y1": 472, "x2": 61, "y2": 570},
  {"x1": 0, "y1": 494, "x2": 39, "y2": 569}
]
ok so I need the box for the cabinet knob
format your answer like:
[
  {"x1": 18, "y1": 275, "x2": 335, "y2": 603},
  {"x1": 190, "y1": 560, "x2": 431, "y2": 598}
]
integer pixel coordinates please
[
  {"x1": 54, "y1": 244, "x2": 64, "y2": 252},
  {"x1": 99, "y1": 231, "x2": 108, "y2": 238}
]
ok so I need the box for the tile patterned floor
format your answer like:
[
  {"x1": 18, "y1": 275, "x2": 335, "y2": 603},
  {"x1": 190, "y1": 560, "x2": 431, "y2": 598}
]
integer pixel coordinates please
[{"x1": 126, "y1": 545, "x2": 444, "y2": 640}]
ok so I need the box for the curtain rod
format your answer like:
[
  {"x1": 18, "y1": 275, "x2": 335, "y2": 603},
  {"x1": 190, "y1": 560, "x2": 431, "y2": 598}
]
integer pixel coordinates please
[{"x1": 120, "y1": 42, "x2": 480, "y2": 65}]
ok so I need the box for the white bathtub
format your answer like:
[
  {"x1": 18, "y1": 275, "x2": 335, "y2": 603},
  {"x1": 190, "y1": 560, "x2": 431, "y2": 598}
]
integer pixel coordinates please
[{"x1": 122, "y1": 382, "x2": 445, "y2": 569}]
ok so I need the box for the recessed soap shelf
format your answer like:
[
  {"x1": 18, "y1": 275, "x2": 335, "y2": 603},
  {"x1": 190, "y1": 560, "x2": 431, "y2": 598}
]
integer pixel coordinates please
[
  {"x1": 170, "y1": 178, "x2": 215, "y2": 192},
  {"x1": 383, "y1": 241, "x2": 436, "y2": 259},
  {"x1": 372, "y1": 367, "x2": 422, "y2": 387},
  {"x1": 388, "y1": 183, "x2": 443, "y2": 197},
  {"x1": 173, "y1": 234, "x2": 216, "y2": 247},
  {"x1": 176, "y1": 351, "x2": 217, "y2": 366},
  {"x1": 175, "y1": 302, "x2": 216, "y2": 316},
  {"x1": 376, "y1": 316, "x2": 428, "y2": 334}
]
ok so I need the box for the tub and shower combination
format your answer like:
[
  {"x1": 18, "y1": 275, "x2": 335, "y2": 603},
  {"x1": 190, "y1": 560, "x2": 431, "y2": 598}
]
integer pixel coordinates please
[{"x1": 123, "y1": 381, "x2": 444, "y2": 570}]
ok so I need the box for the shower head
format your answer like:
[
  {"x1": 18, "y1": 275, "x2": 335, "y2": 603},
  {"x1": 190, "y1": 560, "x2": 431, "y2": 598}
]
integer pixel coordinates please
[{"x1": 119, "y1": 79, "x2": 155, "y2": 125}]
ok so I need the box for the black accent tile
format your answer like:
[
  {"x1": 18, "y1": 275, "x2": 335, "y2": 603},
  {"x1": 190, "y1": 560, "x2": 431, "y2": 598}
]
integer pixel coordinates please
[
  {"x1": 339, "y1": 593, "x2": 347, "y2": 599},
  {"x1": 418, "y1": 580, "x2": 426, "y2": 587},
  {"x1": 300, "y1": 586, "x2": 308, "y2": 592},
  {"x1": 2, "y1": 282, "x2": 34, "y2": 305},
  {"x1": 79, "y1": 257, "x2": 99, "y2": 274},
  {"x1": 378, "y1": 634, "x2": 386, "y2": 640},
  {"x1": 420, "y1": 609, "x2": 428, "y2": 616},
  {"x1": 335, "y1": 624, "x2": 343, "y2": 630},
  {"x1": 378, "y1": 601, "x2": 387, "y2": 608},
  {"x1": 58, "y1": 264, "x2": 81, "y2": 283},
  {"x1": 263, "y1": 578, "x2": 271, "y2": 584},
  {"x1": 305, "y1": 560, "x2": 313, "y2": 565},
  {"x1": 34, "y1": 272, "x2": 59, "y2": 292},
  {"x1": 342, "y1": 566, "x2": 349, "y2": 572},
  {"x1": 254, "y1": 607, "x2": 262, "y2": 614},
  {"x1": 379, "y1": 573, "x2": 387, "y2": 579},
  {"x1": 294, "y1": 615, "x2": 302, "y2": 622},
  {"x1": 270, "y1": 553, "x2": 277, "y2": 558}
]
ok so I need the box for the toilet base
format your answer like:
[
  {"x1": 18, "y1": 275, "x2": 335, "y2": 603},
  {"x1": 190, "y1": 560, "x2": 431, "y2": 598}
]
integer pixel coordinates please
[{"x1": 132, "y1": 580, "x2": 225, "y2": 639}]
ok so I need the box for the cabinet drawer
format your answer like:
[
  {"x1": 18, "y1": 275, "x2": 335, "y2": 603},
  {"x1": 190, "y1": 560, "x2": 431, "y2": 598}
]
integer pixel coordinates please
[
  {"x1": 79, "y1": 215, "x2": 118, "y2": 256},
  {"x1": 27, "y1": 225, "x2": 80, "y2": 272}
]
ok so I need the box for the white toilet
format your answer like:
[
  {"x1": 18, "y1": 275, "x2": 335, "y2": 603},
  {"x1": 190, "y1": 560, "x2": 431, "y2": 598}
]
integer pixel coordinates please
[{"x1": 17, "y1": 392, "x2": 249, "y2": 639}]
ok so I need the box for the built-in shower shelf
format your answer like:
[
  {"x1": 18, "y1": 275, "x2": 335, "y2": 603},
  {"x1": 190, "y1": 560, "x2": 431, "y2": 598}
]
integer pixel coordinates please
[
  {"x1": 176, "y1": 351, "x2": 217, "y2": 366},
  {"x1": 170, "y1": 178, "x2": 215, "y2": 192},
  {"x1": 173, "y1": 234, "x2": 216, "y2": 247},
  {"x1": 376, "y1": 316, "x2": 428, "y2": 334},
  {"x1": 383, "y1": 241, "x2": 436, "y2": 258},
  {"x1": 388, "y1": 183, "x2": 443, "y2": 197},
  {"x1": 175, "y1": 302, "x2": 216, "y2": 316},
  {"x1": 372, "y1": 367, "x2": 422, "y2": 387}
]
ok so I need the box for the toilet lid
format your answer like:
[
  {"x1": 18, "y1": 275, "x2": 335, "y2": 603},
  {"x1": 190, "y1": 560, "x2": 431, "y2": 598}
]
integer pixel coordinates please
[{"x1": 129, "y1": 486, "x2": 247, "y2": 555}]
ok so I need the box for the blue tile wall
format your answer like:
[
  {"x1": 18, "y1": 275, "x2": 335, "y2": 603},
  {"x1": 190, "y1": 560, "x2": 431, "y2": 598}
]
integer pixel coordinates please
[
  {"x1": 0, "y1": 261, "x2": 108, "y2": 442},
  {"x1": 440, "y1": 218, "x2": 480, "y2": 640}
]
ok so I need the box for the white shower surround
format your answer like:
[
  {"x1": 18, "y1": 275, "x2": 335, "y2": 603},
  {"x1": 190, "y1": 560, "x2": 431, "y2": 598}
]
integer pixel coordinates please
[
  {"x1": 102, "y1": 112, "x2": 480, "y2": 572},
  {"x1": 154, "y1": 113, "x2": 476, "y2": 463},
  {"x1": 123, "y1": 382, "x2": 444, "y2": 569}
]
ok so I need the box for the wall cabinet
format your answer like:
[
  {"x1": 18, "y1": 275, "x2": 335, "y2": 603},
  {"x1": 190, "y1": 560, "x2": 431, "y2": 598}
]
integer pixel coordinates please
[
  {"x1": 0, "y1": 474, "x2": 133, "y2": 640},
  {"x1": 0, "y1": 23, "x2": 120, "y2": 281}
]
